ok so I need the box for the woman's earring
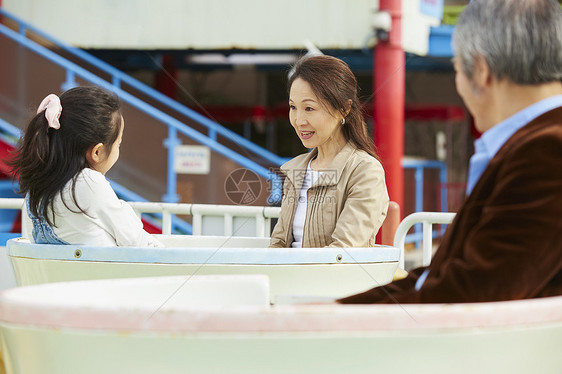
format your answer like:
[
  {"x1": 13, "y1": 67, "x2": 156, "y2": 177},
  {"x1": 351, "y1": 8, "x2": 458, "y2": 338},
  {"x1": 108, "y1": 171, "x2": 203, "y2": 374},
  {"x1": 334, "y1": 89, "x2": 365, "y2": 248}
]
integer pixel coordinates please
[{"x1": 341, "y1": 118, "x2": 346, "y2": 125}]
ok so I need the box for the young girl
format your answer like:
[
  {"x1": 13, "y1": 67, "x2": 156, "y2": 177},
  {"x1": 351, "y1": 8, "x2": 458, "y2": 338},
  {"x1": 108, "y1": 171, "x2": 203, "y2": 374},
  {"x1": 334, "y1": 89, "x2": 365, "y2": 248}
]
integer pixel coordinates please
[{"x1": 11, "y1": 86, "x2": 163, "y2": 247}]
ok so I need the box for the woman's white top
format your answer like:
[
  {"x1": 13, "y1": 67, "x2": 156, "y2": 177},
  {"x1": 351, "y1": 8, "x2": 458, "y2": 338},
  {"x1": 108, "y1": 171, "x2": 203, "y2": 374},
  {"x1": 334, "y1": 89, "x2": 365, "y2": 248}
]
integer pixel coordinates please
[
  {"x1": 291, "y1": 161, "x2": 321, "y2": 248},
  {"x1": 23, "y1": 168, "x2": 163, "y2": 247}
]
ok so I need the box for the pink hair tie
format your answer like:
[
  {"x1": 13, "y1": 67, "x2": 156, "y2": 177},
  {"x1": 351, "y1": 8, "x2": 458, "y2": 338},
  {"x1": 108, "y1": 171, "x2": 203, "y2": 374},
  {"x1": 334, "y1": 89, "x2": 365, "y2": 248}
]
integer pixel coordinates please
[{"x1": 36, "y1": 94, "x2": 62, "y2": 130}]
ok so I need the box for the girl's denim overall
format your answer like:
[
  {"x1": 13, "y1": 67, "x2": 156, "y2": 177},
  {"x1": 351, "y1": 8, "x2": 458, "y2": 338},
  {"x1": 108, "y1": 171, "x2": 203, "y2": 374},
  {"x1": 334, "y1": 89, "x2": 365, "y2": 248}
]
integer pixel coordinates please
[{"x1": 25, "y1": 196, "x2": 68, "y2": 245}]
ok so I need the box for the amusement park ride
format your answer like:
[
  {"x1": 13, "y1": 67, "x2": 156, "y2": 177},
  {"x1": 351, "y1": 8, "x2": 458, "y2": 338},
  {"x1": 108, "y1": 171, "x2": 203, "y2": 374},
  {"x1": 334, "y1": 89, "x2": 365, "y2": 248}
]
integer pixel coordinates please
[{"x1": 0, "y1": 2, "x2": 560, "y2": 373}]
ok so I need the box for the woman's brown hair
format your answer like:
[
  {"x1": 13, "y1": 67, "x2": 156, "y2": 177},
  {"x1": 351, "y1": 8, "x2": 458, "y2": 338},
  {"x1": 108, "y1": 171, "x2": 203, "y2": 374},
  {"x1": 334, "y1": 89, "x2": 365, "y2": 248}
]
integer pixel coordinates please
[{"x1": 288, "y1": 55, "x2": 379, "y2": 160}]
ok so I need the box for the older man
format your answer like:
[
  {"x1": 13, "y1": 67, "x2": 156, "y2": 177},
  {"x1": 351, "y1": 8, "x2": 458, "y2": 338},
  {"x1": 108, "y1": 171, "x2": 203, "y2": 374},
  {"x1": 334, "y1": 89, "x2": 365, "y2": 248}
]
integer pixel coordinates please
[{"x1": 339, "y1": 0, "x2": 562, "y2": 304}]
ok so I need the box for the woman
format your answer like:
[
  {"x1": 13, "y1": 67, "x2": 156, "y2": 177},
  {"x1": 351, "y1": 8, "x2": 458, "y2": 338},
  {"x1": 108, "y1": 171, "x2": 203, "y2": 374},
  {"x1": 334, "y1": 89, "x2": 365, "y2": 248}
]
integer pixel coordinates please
[{"x1": 269, "y1": 55, "x2": 389, "y2": 248}]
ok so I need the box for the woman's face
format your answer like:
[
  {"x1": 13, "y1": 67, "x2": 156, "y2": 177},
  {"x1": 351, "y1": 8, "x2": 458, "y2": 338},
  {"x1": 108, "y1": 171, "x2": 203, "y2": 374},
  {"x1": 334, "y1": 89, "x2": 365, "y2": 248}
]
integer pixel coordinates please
[{"x1": 289, "y1": 78, "x2": 344, "y2": 149}]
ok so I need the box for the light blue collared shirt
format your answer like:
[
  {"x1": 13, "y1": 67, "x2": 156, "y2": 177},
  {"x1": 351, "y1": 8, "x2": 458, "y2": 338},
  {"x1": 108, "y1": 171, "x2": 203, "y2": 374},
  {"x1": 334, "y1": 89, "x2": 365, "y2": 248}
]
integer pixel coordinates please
[
  {"x1": 466, "y1": 95, "x2": 562, "y2": 195},
  {"x1": 415, "y1": 95, "x2": 562, "y2": 292}
]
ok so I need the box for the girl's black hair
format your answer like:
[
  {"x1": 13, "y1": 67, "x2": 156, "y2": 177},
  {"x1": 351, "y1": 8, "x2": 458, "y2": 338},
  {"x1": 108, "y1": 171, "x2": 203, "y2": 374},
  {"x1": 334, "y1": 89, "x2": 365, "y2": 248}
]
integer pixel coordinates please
[{"x1": 9, "y1": 86, "x2": 122, "y2": 226}]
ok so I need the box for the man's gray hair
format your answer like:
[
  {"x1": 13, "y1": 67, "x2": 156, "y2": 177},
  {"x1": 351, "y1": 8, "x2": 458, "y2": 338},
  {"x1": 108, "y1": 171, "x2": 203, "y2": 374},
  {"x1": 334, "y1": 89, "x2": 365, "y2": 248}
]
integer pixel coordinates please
[{"x1": 452, "y1": 0, "x2": 562, "y2": 84}]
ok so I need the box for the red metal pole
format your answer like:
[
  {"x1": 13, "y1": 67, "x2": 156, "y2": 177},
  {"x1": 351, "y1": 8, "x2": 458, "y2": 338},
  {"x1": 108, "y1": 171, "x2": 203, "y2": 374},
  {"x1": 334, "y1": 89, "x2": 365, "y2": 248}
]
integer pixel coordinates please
[{"x1": 374, "y1": 0, "x2": 405, "y2": 217}]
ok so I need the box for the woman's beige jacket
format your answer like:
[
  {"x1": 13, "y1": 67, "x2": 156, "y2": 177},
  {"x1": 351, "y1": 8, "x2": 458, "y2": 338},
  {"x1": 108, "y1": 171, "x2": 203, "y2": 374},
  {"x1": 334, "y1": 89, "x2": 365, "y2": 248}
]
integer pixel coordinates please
[{"x1": 269, "y1": 142, "x2": 389, "y2": 248}]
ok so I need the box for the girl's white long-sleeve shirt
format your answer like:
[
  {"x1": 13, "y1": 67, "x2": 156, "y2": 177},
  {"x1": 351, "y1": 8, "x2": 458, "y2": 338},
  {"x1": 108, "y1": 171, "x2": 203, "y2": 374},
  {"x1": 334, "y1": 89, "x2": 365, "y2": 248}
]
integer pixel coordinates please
[{"x1": 23, "y1": 168, "x2": 163, "y2": 247}]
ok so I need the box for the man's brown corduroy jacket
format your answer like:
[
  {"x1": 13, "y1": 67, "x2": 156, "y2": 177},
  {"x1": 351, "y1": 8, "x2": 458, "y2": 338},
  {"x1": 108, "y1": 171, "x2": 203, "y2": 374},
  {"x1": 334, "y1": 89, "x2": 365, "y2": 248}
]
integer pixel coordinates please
[{"x1": 339, "y1": 107, "x2": 562, "y2": 304}]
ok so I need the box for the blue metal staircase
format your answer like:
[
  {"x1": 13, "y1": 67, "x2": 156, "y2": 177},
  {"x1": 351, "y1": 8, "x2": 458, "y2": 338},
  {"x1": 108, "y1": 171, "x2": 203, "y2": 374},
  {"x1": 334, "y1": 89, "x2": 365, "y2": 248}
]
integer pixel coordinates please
[{"x1": 0, "y1": 8, "x2": 285, "y2": 208}]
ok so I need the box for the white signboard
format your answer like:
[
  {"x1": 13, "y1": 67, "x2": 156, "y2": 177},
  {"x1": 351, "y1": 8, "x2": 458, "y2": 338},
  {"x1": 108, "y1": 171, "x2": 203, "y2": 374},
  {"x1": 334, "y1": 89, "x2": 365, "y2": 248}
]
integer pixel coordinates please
[
  {"x1": 174, "y1": 145, "x2": 210, "y2": 175},
  {"x1": 402, "y1": 0, "x2": 443, "y2": 56}
]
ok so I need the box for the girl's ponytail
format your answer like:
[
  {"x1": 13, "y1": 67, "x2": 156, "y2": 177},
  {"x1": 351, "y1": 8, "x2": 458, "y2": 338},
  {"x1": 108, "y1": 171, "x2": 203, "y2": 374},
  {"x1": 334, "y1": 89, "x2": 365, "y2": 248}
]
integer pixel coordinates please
[
  {"x1": 24, "y1": 114, "x2": 51, "y2": 165},
  {"x1": 10, "y1": 112, "x2": 60, "y2": 220}
]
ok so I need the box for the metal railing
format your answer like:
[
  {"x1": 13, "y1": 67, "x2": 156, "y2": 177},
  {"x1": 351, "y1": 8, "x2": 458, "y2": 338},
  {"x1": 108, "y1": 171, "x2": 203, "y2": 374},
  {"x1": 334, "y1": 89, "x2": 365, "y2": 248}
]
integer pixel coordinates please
[
  {"x1": 402, "y1": 158, "x2": 448, "y2": 247},
  {"x1": 1, "y1": 197, "x2": 460, "y2": 264},
  {"x1": 0, "y1": 198, "x2": 280, "y2": 238},
  {"x1": 394, "y1": 211, "x2": 456, "y2": 269},
  {"x1": 128, "y1": 202, "x2": 280, "y2": 237},
  {"x1": 0, "y1": 118, "x2": 22, "y2": 140}
]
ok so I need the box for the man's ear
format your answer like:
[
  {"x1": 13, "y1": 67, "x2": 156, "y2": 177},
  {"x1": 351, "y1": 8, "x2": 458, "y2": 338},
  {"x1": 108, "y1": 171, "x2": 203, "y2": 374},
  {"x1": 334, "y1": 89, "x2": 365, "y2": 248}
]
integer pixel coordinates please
[
  {"x1": 86, "y1": 143, "x2": 104, "y2": 166},
  {"x1": 472, "y1": 55, "x2": 492, "y2": 91}
]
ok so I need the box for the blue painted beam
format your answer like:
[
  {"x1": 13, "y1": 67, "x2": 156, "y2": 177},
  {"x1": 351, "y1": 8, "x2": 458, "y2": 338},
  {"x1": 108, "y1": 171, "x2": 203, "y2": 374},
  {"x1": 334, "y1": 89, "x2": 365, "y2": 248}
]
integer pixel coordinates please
[{"x1": 428, "y1": 25, "x2": 455, "y2": 58}]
